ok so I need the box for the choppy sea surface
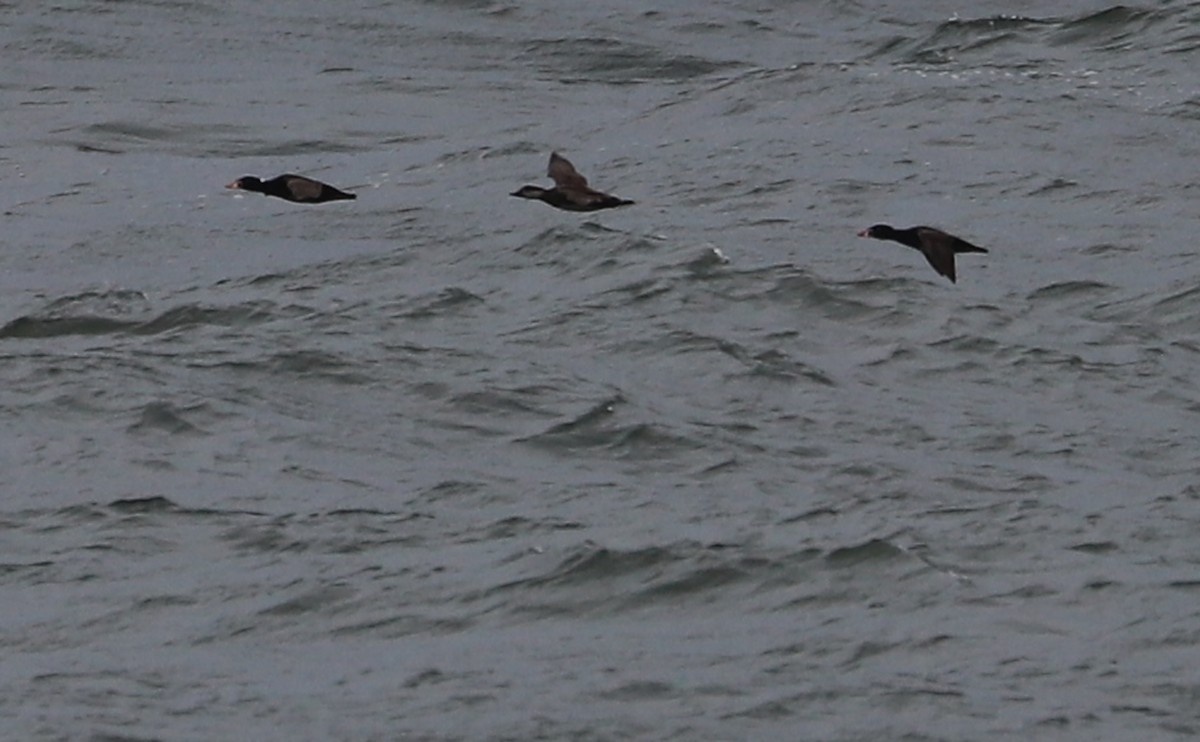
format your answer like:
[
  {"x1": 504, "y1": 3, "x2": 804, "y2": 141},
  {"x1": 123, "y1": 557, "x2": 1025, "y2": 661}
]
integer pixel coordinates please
[{"x1": 3, "y1": 1, "x2": 1200, "y2": 739}]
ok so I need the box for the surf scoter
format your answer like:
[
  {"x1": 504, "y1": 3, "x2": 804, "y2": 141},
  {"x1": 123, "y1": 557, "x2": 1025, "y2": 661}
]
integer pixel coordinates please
[
  {"x1": 857, "y1": 224, "x2": 987, "y2": 283},
  {"x1": 510, "y1": 152, "x2": 634, "y2": 212},
  {"x1": 226, "y1": 174, "x2": 356, "y2": 204}
]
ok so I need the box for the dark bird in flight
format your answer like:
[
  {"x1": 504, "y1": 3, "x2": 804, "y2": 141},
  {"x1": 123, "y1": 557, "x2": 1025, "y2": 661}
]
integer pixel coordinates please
[
  {"x1": 857, "y1": 224, "x2": 987, "y2": 283},
  {"x1": 511, "y1": 152, "x2": 634, "y2": 212},
  {"x1": 226, "y1": 174, "x2": 356, "y2": 204}
]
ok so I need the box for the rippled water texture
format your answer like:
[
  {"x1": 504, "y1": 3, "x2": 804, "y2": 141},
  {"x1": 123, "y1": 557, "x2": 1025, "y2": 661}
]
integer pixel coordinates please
[{"x1": 3, "y1": 1, "x2": 1200, "y2": 739}]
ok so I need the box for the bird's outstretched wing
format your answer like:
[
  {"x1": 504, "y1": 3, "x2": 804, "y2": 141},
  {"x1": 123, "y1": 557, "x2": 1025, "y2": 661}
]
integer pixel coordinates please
[{"x1": 548, "y1": 152, "x2": 589, "y2": 189}]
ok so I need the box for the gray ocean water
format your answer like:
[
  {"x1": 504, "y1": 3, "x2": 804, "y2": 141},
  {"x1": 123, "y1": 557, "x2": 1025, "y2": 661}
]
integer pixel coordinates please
[{"x1": 3, "y1": 1, "x2": 1200, "y2": 739}]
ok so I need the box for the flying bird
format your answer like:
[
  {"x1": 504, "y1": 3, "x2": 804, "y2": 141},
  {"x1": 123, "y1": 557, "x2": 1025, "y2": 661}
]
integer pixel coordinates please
[
  {"x1": 511, "y1": 152, "x2": 634, "y2": 212},
  {"x1": 226, "y1": 174, "x2": 356, "y2": 204},
  {"x1": 857, "y1": 224, "x2": 987, "y2": 283}
]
